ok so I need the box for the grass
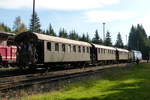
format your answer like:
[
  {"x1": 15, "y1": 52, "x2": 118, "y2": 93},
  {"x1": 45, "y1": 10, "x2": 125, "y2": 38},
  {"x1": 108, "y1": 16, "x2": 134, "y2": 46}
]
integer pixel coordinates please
[
  {"x1": 0, "y1": 67, "x2": 17, "y2": 71},
  {"x1": 22, "y1": 63, "x2": 150, "y2": 100}
]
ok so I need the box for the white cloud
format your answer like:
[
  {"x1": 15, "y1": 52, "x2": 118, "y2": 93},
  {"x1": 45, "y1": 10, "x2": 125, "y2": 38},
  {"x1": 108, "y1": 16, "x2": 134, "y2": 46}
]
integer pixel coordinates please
[
  {"x1": 86, "y1": 10, "x2": 137, "y2": 22},
  {"x1": 0, "y1": 0, "x2": 120, "y2": 10}
]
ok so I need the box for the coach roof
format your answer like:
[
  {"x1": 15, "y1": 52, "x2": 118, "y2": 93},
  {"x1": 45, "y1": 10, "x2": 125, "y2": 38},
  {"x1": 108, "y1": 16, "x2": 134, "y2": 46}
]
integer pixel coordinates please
[
  {"x1": 33, "y1": 32, "x2": 91, "y2": 47},
  {"x1": 117, "y1": 48, "x2": 129, "y2": 52},
  {"x1": 92, "y1": 44, "x2": 116, "y2": 50}
]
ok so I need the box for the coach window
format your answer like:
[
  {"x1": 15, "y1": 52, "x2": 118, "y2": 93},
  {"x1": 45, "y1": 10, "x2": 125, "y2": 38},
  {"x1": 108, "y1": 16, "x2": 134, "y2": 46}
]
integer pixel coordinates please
[
  {"x1": 55, "y1": 43, "x2": 59, "y2": 51},
  {"x1": 47, "y1": 42, "x2": 51, "y2": 51},
  {"x1": 83, "y1": 46, "x2": 85, "y2": 53},
  {"x1": 68, "y1": 45, "x2": 71, "y2": 52},
  {"x1": 78, "y1": 46, "x2": 81, "y2": 53},
  {"x1": 62, "y1": 44, "x2": 65, "y2": 52},
  {"x1": 87, "y1": 47, "x2": 89, "y2": 53},
  {"x1": 73, "y1": 45, "x2": 76, "y2": 52}
]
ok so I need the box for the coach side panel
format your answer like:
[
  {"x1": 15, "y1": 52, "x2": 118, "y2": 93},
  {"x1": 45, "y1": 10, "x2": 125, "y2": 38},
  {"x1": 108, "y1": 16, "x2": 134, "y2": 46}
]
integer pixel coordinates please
[
  {"x1": 119, "y1": 52, "x2": 129, "y2": 60},
  {"x1": 97, "y1": 48, "x2": 116, "y2": 61},
  {"x1": 44, "y1": 41, "x2": 91, "y2": 63}
]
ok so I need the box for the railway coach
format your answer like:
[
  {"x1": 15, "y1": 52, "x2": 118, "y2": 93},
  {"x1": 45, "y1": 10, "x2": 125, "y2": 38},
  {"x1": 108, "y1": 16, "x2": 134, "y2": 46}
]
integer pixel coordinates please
[
  {"x1": 116, "y1": 48, "x2": 130, "y2": 63},
  {"x1": 15, "y1": 31, "x2": 91, "y2": 67},
  {"x1": 91, "y1": 44, "x2": 116, "y2": 64},
  {"x1": 131, "y1": 50, "x2": 142, "y2": 62}
]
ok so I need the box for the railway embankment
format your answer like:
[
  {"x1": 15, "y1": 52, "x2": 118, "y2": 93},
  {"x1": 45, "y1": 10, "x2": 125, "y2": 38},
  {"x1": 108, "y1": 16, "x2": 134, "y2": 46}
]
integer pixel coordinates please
[{"x1": 21, "y1": 63, "x2": 150, "y2": 100}]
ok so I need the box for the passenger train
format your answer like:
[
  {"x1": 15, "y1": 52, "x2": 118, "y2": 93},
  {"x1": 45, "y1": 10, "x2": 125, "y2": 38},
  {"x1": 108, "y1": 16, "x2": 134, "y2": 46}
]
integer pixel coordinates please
[{"x1": 14, "y1": 31, "x2": 142, "y2": 68}]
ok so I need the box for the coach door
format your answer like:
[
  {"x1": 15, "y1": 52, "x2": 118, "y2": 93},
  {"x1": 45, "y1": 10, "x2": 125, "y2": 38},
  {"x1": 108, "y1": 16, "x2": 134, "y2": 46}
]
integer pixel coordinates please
[
  {"x1": 36, "y1": 40, "x2": 44, "y2": 64},
  {"x1": 90, "y1": 45, "x2": 97, "y2": 63},
  {"x1": 116, "y1": 50, "x2": 119, "y2": 61}
]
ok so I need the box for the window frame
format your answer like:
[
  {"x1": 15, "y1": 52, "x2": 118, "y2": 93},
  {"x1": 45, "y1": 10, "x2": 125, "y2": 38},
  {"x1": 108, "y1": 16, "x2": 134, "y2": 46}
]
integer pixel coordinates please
[
  {"x1": 47, "y1": 42, "x2": 51, "y2": 51},
  {"x1": 55, "y1": 43, "x2": 59, "y2": 51}
]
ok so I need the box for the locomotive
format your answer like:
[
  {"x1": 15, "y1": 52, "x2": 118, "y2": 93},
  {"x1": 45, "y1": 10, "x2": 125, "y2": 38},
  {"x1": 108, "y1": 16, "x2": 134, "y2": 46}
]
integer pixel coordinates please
[
  {"x1": 0, "y1": 31, "x2": 17, "y2": 66},
  {"x1": 14, "y1": 31, "x2": 142, "y2": 68},
  {"x1": 0, "y1": 46, "x2": 16, "y2": 65}
]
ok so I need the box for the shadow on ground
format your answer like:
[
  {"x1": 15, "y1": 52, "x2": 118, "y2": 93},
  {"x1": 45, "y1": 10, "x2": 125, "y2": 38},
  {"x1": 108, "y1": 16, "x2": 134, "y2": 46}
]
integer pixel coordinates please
[{"x1": 64, "y1": 64, "x2": 150, "y2": 100}]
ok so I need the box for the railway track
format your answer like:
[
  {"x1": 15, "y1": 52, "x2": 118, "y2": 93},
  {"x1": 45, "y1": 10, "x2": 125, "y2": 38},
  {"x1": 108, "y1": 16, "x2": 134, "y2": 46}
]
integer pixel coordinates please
[
  {"x1": 1, "y1": 62, "x2": 147, "y2": 99},
  {"x1": 0, "y1": 63, "x2": 131, "y2": 91}
]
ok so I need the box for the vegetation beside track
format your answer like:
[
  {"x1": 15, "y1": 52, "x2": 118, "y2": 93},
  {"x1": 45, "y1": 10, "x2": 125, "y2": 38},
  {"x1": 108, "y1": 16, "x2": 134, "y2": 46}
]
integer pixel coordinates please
[
  {"x1": 0, "y1": 67, "x2": 17, "y2": 71},
  {"x1": 22, "y1": 63, "x2": 150, "y2": 100}
]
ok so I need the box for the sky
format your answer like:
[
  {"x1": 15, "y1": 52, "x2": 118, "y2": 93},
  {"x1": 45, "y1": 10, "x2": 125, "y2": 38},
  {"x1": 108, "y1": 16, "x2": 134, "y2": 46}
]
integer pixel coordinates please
[{"x1": 0, "y1": 0, "x2": 150, "y2": 45}]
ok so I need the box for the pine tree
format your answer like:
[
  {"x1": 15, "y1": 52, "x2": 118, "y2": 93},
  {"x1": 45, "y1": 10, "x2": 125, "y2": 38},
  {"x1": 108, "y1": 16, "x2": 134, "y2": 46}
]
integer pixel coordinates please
[
  {"x1": 92, "y1": 30, "x2": 102, "y2": 44},
  {"x1": 128, "y1": 24, "x2": 150, "y2": 59},
  {"x1": 46, "y1": 24, "x2": 56, "y2": 36},
  {"x1": 85, "y1": 33, "x2": 90, "y2": 42},
  {"x1": 13, "y1": 16, "x2": 27, "y2": 34},
  {"x1": 0, "y1": 23, "x2": 11, "y2": 32},
  {"x1": 104, "y1": 31, "x2": 112, "y2": 46},
  {"x1": 128, "y1": 25, "x2": 136, "y2": 50},
  {"x1": 29, "y1": 12, "x2": 41, "y2": 33},
  {"x1": 80, "y1": 34, "x2": 86, "y2": 42},
  {"x1": 69, "y1": 30, "x2": 79, "y2": 40},
  {"x1": 115, "y1": 32, "x2": 124, "y2": 48},
  {"x1": 59, "y1": 28, "x2": 68, "y2": 38}
]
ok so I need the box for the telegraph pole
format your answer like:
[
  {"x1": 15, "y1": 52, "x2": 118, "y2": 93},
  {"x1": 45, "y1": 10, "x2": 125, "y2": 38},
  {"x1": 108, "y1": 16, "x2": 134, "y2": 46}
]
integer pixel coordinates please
[
  {"x1": 32, "y1": 0, "x2": 35, "y2": 32},
  {"x1": 103, "y1": 23, "x2": 106, "y2": 41}
]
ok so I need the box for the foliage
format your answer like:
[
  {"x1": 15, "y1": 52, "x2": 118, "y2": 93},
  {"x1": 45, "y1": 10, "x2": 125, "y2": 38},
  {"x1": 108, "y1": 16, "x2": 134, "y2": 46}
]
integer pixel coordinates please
[
  {"x1": 92, "y1": 29, "x2": 102, "y2": 44},
  {"x1": 68, "y1": 30, "x2": 79, "y2": 40},
  {"x1": 80, "y1": 33, "x2": 86, "y2": 41},
  {"x1": 0, "y1": 23, "x2": 11, "y2": 32},
  {"x1": 22, "y1": 63, "x2": 150, "y2": 100},
  {"x1": 59, "y1": 28, "x2": 68, "y2": 38},
  {"x1": 85, "y1": 33, "x2": 91, "y2": 42},
  {"x1": 104, "y1": 31, "x2": 112, "y2": 46},
  {"x1": 80, "y1": 33, "x2": 91, "y2": 42},
  {"x1": 115, "y1": 32, "x2": 124, "y2": 48},
  {"x1": 128, "y1": 24, "x2": 150, "y2": 59},
  {"x1": 13, "y1": 16, "x2": 27, "y2": 34},
  {"x1": 45, "y1": 24, "x2": 56, "y2": 36},
  {"x1": 29, "y1": 12, "x2": 41, "y2": 33}
]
